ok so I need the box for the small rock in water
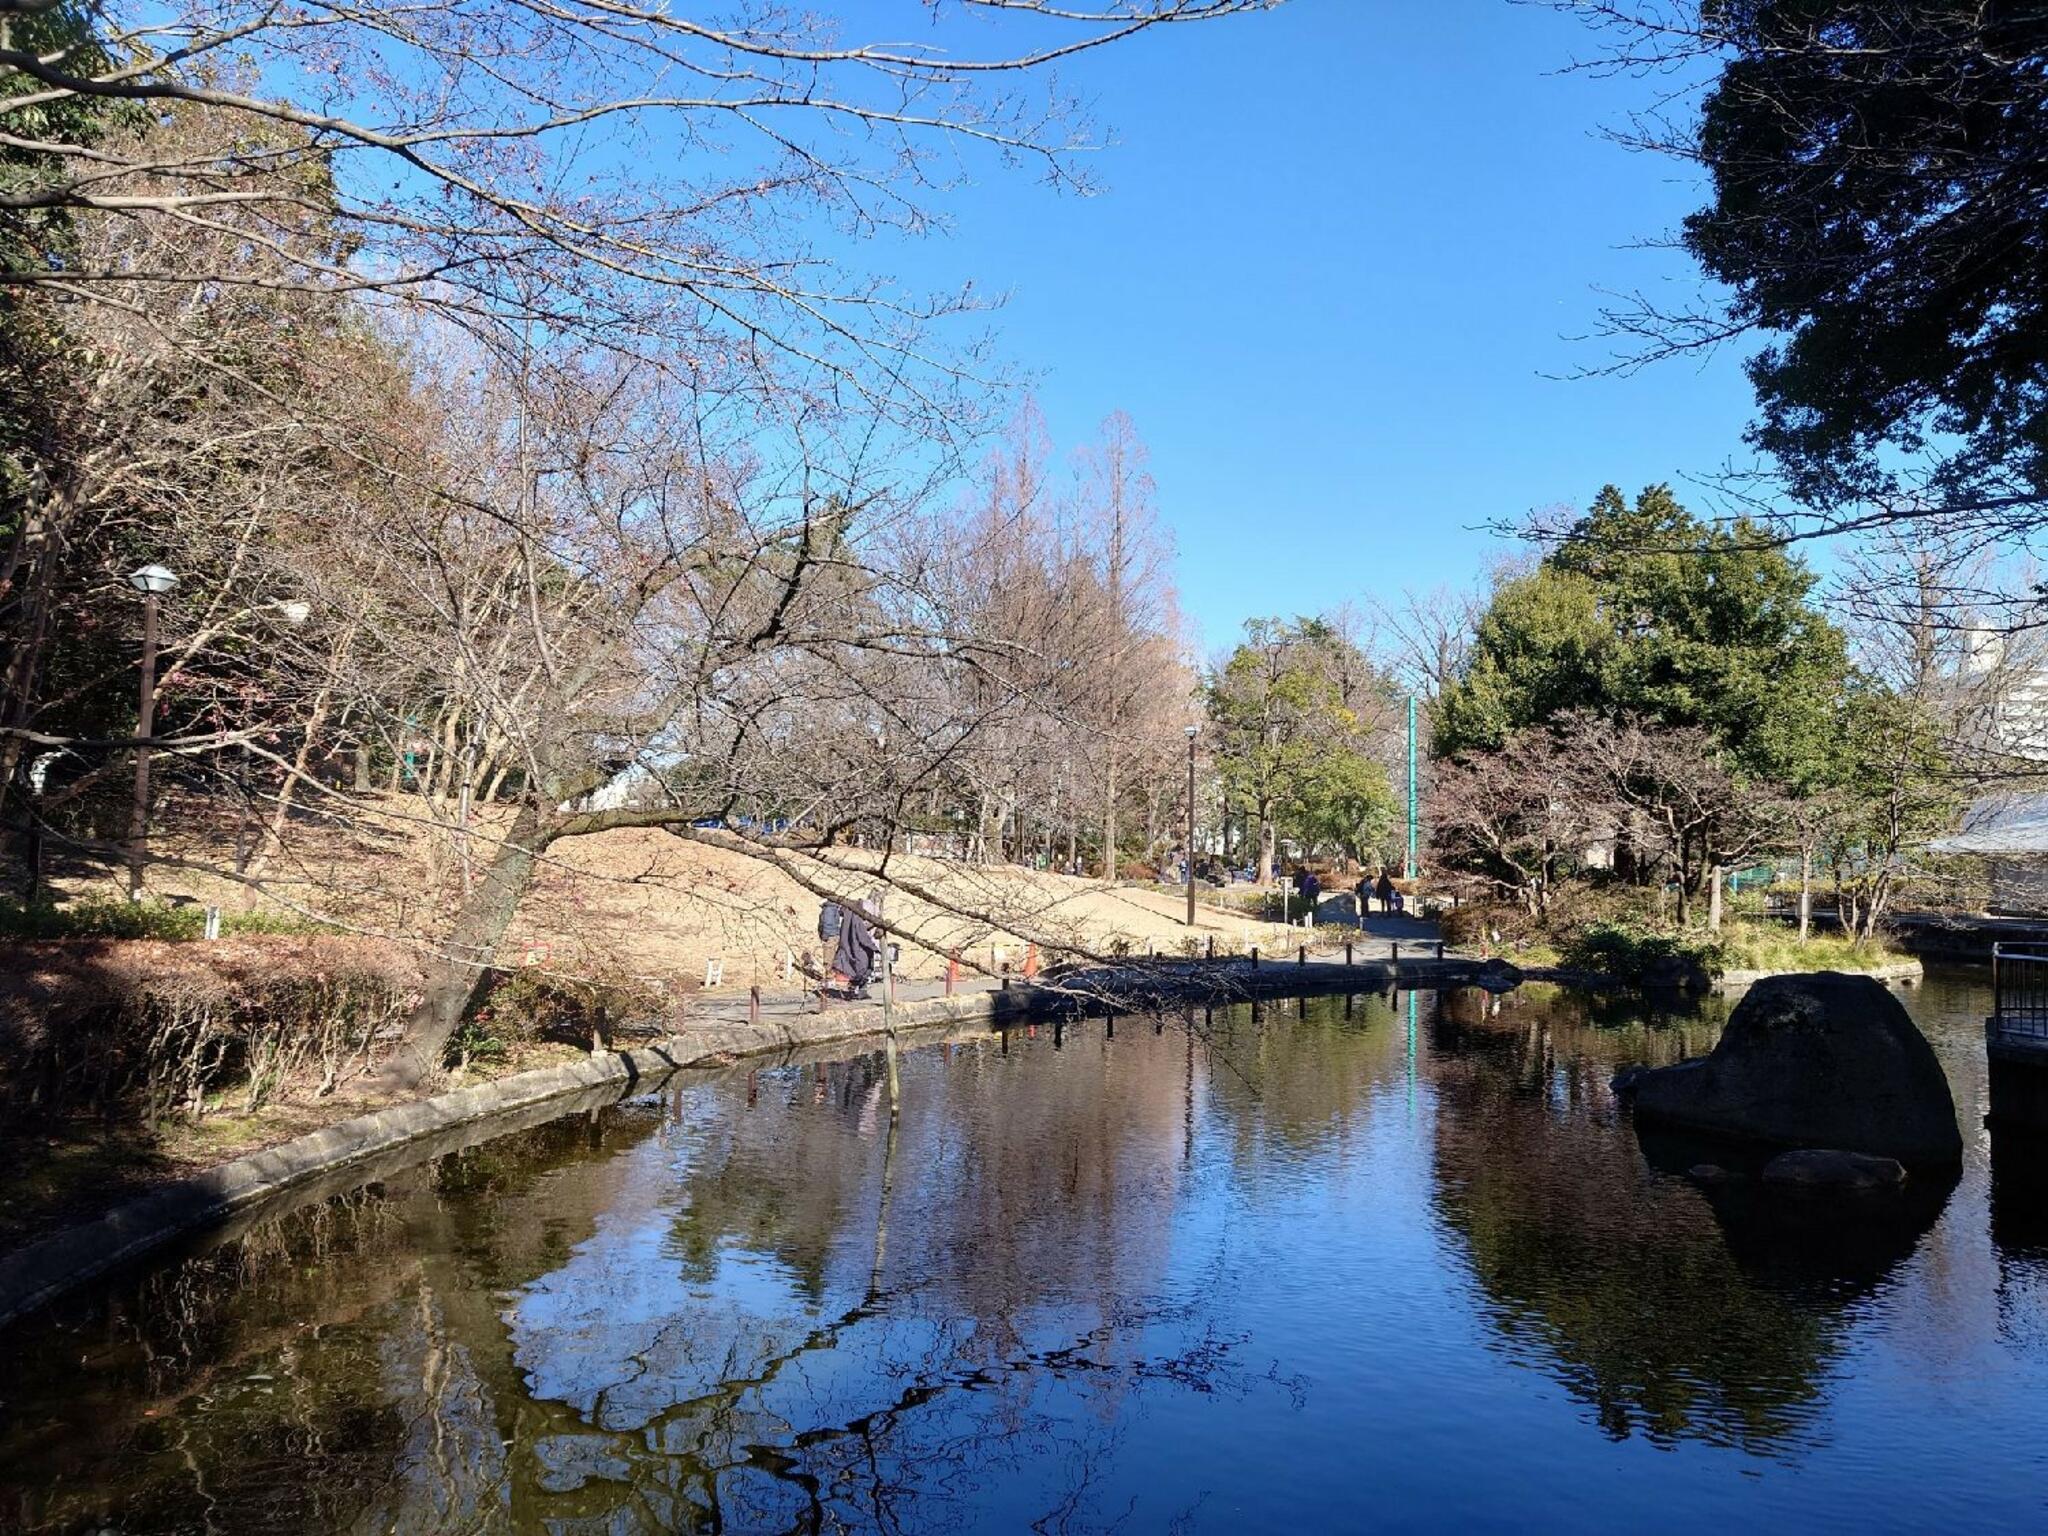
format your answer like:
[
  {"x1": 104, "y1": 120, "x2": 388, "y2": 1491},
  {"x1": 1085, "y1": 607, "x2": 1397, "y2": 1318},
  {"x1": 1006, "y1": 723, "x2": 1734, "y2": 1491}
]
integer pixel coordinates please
[
  {"x1": 1761, "y1": 1148, "x2": 1908, "y2": 1192},
  {"x1": 1686, "y1": 1163, "x2": 1738, "y2": 1186},
  {"x1": 1474, "y1": 958, "x2": 1523, "y2": 993}
]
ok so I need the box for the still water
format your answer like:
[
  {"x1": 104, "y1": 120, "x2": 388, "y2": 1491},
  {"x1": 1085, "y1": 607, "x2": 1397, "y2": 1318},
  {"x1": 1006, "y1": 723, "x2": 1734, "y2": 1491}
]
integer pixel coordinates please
[{"x1": 2, "y1": 974, "x2": 2046, "y2": 1533}]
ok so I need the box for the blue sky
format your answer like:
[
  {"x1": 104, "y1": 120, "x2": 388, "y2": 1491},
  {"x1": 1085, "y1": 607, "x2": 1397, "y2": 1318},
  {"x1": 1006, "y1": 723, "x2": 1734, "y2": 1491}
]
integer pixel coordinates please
[{"x1": 885, "y1": 1, "x2": 1760, "y2": 653}]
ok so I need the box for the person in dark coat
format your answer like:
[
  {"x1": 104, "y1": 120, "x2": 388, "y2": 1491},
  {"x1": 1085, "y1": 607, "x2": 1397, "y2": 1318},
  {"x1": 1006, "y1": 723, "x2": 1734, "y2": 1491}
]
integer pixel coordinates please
[
  {"x1": 1376, "y1": 869, "x2": 1402, "y2": 915},
  {"x1": 834, "y1": 899, "x2": 882, "y2": 999}
]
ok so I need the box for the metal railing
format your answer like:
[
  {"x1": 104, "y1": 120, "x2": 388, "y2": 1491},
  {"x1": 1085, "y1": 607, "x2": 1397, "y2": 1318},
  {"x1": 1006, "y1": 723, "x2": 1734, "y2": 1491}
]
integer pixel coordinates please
[{"x1": 1991, "y1": 943, "x2": 2048, "y2": 1045}]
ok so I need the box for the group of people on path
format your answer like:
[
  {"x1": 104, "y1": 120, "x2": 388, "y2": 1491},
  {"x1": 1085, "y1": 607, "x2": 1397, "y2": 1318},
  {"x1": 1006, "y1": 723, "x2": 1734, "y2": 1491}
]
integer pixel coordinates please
[
  {"x1": 1287, "y1": 866, "x2": 1404, "y2": 924},
  {"x1": 817, "y1": 892, "x2": 885, "y2": 1000},
  {"x1": 1358, "y1": 869, "x2": 1405, "y2": 916}
]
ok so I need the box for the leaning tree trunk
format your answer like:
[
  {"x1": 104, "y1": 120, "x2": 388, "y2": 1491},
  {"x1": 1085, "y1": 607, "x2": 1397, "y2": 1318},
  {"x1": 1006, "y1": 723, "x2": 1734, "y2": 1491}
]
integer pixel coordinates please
[
  {"x1": 380, "y1": 798, "x2": 548, "y2": 1087},
  {"x1": 1707, "y1": 862, "x2": 1724, "y2": 933}
]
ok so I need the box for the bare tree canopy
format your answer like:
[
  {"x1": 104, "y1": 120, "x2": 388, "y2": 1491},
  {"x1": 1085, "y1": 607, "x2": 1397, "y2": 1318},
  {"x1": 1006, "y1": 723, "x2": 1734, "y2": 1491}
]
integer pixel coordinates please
[
  {"x1": 4, "y1": 1, "x2": 1270, "y2": 377},
  {"x1": 0, "y1": 1, "x2": 1263, "y2": 1087}
]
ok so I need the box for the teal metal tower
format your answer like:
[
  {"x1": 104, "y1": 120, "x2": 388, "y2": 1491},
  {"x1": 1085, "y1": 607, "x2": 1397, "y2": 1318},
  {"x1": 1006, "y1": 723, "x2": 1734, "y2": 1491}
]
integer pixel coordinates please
[{"x1": 1405, "y1": 694, "x2": 1417, "y2": 879}]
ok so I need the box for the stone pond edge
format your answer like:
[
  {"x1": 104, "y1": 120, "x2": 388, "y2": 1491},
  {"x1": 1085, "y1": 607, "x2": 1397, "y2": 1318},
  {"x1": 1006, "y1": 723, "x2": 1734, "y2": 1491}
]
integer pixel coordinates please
[{"x1": 0, "y1": 956, "x2": 1495, "y2": 1330}]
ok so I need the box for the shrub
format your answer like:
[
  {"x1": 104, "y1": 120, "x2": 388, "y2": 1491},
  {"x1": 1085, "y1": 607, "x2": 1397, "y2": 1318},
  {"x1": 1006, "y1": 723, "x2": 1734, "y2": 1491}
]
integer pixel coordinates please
[
  {"x1": 474, "y1": 966, "x2": 656, "y2": 1055},
  {"x1": 1439, "y1": 883, "x2": 1659, "y2": 957},
  {"x1": 1559, "y1": 921, "x2": 1721, "y2": 984},
  {"x1": 0, "y1": 937, "x2": 411, "y2": 1123},
  {"x1": 0, "y1": 896, "x2": 329, "y2": 941}
]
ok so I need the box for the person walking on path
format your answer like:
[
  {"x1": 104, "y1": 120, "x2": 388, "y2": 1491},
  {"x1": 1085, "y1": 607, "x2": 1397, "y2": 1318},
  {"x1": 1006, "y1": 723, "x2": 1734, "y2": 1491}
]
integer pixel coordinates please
[
  {"x1": 818, "y1": 898, "x2": 845, "y2": 982},
  {"x1": 1355, "y1": 874, "x2": 1373, "y2": 923},
  {"x1": 1376, "y1": 869, "x2": 1403, "y2": 916},
  {"x1": 835, "y1": 895, "x2": 882, "y2": 1000}
]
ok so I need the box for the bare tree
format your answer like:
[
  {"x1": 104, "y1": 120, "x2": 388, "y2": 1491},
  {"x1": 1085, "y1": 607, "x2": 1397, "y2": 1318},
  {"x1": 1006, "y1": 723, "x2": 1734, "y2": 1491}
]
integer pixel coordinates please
[
  {"x1": 2, "y1": 3, "x2": 1279, "y2": 1086},
  {"x1": 1424, "y1": 729, "x2": 1588, "y2": 914},
  {"x1": 1072, "y1": 409, "x2": 1179, "y2": 880},
  {"x1": 5, "y1": 0, "x2": 1272, "y2": 380},
  {"x1": 1369, "y1": 583, "x2": 1482, "y2": 706}
]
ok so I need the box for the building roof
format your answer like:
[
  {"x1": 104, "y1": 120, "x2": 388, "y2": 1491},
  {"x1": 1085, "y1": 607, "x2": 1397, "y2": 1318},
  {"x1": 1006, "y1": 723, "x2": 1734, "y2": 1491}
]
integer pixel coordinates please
[{"x1": 1930, "y1": 791, "x2": 2048, "y2": 855}]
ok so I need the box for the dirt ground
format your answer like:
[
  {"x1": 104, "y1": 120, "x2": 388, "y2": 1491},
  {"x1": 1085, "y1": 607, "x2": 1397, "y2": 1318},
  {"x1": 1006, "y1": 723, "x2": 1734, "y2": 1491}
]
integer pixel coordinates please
[{"x1": 70, "y1": 791, "x2": 1306, "y2": 995}]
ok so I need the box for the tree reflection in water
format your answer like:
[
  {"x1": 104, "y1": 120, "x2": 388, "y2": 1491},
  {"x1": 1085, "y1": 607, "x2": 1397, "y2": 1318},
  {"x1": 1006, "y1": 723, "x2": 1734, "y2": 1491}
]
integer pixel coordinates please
[{"x1": 0, "y1": 980, "x2": 2035, "y2": 1534}]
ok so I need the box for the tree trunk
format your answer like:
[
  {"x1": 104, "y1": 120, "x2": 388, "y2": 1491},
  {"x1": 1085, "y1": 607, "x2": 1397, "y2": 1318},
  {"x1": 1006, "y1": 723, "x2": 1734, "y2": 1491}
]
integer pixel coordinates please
[
  {"x1": 1257, "y1": 809, "x2": 1275, "y2": 886},
  {"x1": 379, "y1": 798, "x2": 548, "y2": 1087},
  {"x1": 1707, "y1": 862, "x2": 1723, "y2": 932},
  {"x1": 1102, "y1": 753, "x2": 1117, "y2": 882},
  {"x1": 1798, "y1": 848, "x2": 1813, "y2": 943},
  {"x1": 246, "y1": 675, "x2": 341, "y2": 878}
]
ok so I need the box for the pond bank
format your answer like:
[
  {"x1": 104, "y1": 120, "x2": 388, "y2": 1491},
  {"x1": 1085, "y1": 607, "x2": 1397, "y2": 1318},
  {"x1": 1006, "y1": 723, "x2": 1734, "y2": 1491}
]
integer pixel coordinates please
[
  {"x1": 0, "y1": 952, "x2": 1495, "y2": 1330},
  {"x1": 1711, "y1": 958, "x2": 1924, "y2": 990}
]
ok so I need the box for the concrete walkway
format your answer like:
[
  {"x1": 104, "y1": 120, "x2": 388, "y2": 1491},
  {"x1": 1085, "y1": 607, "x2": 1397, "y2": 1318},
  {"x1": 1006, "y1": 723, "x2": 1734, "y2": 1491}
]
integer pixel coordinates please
[{"x1": 682, "y1": 910, "x2": 1449, "y2": 1029}]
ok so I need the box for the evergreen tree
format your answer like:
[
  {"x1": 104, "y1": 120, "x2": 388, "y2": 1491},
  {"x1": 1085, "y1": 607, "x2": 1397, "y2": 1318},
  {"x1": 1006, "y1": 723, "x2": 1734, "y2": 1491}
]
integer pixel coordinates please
[{"x1": 1439, "y1": 484, "x2": 1851, "y2": 787}]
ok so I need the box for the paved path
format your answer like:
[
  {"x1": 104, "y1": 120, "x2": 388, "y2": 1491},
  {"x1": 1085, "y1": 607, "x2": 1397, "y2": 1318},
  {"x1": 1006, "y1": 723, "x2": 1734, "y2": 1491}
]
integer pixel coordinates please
[{"x1": 681, "y1": 911, "x2": 1449, "y2": 1028}]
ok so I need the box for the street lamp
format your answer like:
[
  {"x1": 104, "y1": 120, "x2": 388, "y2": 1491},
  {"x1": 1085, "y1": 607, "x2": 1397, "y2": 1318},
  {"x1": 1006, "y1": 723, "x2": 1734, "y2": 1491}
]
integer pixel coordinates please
[
  {"x1": 1184, "y1": 723, "x2": 1199, "y2": 928},
  {"x1": 126, "y1": 563, "x2": 179, "y2": 900}
]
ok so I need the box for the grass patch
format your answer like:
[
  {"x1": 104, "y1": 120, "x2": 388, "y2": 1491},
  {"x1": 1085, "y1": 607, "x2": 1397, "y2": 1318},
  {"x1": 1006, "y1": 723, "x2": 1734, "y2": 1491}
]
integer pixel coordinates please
[
  {"x1": 0, "y1": 895, "x2": 331, "y2": 941},
  {"x1": 1712, "y1": 921, "x2": 1905, "y2": 974}
]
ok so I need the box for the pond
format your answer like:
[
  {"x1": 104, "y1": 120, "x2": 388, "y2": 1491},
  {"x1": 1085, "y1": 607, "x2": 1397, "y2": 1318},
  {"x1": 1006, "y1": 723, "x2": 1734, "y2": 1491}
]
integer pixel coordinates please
[{"x1": 2, "y1": 973, "x2": 2046, "y2": 1533}]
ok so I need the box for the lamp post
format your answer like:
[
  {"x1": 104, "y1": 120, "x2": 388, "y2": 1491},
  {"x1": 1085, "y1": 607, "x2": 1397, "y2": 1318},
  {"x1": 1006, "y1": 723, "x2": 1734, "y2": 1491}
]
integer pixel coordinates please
[
  {"x1": 126, "y1": 564, "x2": 179, "y2": 901},
  {"x1": 1184, "y1": 724, "x2": 1199, "y2": 927}
]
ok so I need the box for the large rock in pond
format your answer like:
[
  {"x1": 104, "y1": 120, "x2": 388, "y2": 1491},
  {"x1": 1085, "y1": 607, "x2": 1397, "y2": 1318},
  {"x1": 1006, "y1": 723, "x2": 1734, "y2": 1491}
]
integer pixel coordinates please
[{"x1": 1620, "y1": 972, "x2": 1962, "y2": 1166}]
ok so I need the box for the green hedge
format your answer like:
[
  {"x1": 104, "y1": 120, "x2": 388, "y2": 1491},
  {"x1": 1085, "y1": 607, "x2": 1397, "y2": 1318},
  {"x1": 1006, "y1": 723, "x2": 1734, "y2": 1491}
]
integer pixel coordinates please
[
  {"x1": 0, "y1": 896, "x2": 326, "y2": 941},
  {"x1": 1558, "y1": 921, "x2": 1721, "y2": 984}
]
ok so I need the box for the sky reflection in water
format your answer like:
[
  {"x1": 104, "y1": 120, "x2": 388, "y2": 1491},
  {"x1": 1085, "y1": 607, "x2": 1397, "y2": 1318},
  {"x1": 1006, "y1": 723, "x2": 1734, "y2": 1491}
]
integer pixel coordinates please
[{"x1": 3, "y1": 975, "x2": 2047, "y2": 1533}]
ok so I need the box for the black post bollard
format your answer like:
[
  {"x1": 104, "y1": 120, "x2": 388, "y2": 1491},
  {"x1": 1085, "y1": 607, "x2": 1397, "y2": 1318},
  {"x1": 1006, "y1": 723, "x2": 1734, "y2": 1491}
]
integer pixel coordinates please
[
  {"x1": 1054, "y1": 1019, "x2": 1064, "y2": 1050},
  {"x1": 1207, "y1": 935, "x2": 1216, "y2": 962},
  {"x1": 1298, "y1": 945, "x2": 1307, "y2": 966},
  {"x1": 749, "y1": 984, "x2": 761, "y2": 1026},
  {"x1": 1392, "y1": 942, "x2": 1400, "y2": 965},
  {"x1": 1107, "y1": 1014, "x2": 1115, "y2": 1039},
  {"x1": 1346, "y1": 942, "x2": 1354, "y2": 966},
  {"x1": 1435, "y1": 941, "x2": 1445, "y2": 960},
  {"x1": 1251, "y1": 947, "x2": 1260, "y2": 969}
]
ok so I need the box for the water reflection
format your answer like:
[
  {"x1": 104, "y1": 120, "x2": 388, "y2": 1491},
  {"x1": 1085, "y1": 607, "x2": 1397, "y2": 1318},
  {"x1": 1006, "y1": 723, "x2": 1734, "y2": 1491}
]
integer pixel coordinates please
[
  {"x1": 3, "y1": 976, "x2": 2045, "y2": 1533},
  {"x1": 1428, "y1": 988, "x2": 1841, "y2": 1450}
]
